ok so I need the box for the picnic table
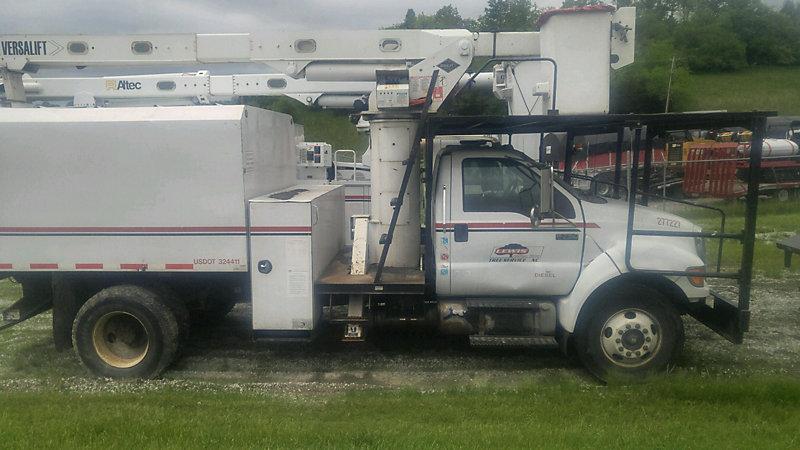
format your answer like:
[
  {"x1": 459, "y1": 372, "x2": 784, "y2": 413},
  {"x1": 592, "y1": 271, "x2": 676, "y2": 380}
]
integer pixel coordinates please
[{"x1": 776, "y1": 234, "x2": 800, "y2": 268}]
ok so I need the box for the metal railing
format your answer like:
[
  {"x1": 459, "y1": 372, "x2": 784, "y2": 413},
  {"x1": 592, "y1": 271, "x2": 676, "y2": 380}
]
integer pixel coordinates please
[
  {"x1": 623, "y1": 122, "x2": 766, "y2": 343},
  {"x1": 567, "y1": 171, "x2": 729, "y2": 274}
]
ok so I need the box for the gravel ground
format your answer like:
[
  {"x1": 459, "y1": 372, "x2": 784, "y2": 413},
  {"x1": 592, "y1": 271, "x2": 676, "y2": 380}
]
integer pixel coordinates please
[
  {"x1": 0, "y1": 275, "x2": 798, "y2": 395},
  {"x1": 680, "y1": 275, "x2": 800, "y2": 376}
]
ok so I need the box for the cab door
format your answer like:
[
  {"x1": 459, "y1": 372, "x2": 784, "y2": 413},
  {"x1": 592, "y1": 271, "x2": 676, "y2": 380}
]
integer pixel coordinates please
[{"x1": 448, "y1": 152, "x2": 584, "y2": 297}]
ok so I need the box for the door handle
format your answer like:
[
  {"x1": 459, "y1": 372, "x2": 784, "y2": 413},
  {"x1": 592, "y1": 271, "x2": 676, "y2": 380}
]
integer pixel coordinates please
[
  {"x1": 441, "y1": 185, "x2": 447, "y2": 226},
  {"x1": 454, "y1": 223, "x2": 468, "y2": 242}
]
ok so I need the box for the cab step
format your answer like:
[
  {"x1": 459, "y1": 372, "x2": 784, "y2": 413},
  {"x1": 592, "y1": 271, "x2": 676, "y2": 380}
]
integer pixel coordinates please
[{"x1": 469, "y1": 335, "x2": 558, "y2": 348}]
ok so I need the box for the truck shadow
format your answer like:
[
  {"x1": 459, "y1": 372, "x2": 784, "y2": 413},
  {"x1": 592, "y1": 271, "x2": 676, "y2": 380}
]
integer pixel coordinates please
[
  {"x1": 5, "y1": 337, "x2": 85, "y2": 379},
  {"x1": 173, "y1": 305, "x2": 585, "y2": 386}
]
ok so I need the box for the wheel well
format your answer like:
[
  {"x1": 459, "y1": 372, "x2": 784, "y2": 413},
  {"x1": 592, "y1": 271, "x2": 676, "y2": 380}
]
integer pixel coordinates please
[{"x1": 573, "y1": 272, "x2": 689, "y2": 337}]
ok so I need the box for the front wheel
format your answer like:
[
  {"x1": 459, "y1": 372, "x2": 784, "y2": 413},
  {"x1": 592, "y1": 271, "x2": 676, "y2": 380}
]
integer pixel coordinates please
[{"x1": 575, "y1": 287, "x2": 684, "y2": 382}]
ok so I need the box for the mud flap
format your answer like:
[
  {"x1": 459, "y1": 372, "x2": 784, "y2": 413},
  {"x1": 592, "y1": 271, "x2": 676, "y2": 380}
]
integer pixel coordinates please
[
  {"x1": 686, "y1": 290, "x2": 747, "y2": 344},
  {"x1": 0, "y1": 279, "x2": 53, "y2": 331},
  {"x1": 52, "y1": 275, "x2": 85, "y2": 351}
]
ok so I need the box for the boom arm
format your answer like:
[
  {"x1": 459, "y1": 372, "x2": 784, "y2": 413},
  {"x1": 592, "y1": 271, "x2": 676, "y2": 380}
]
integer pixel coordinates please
[
  {"x1": 3, "y1": 70, "x2": 494, "y2": 108},
  {"x1": 0, "y1": 30, "x2": 534, "y2": 71},
  {"x1": 6, "y1": 71, "x2": 375, "y2": 107},
  {"x1": 1, "y1": 30, "x2": 484, "y2": 111},
  {"x1": 0, "y1": 7, "x2": 635, "y2": 116}
]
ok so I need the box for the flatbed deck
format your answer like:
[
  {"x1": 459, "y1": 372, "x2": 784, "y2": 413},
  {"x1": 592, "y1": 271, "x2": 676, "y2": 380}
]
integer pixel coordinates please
[{"x1": 316, "y1": 251, "x2": 426, "y2": 294}]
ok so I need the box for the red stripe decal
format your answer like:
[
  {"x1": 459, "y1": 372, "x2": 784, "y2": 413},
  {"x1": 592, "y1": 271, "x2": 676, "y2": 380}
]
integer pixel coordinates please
[
  {"x1": 0, "y1": 263, "x2": 12, "y2": 269},
  {"x1": 120, "y1": 263, "x2": 148, "y2": 270},
  {"x1": 75, "y1": 263, "x2": 103, "y2": 270},
  {"x1": 0, "y1": 226, "x2": 247, "y2": 233},
  {"x1": 249, "y1": 226, "x2": 312, "y2": 233},
  {"x1": 165, "y1": 263, "x2": 193, "y2": 270},
  {"x1": 434, "y1": 222, "x2": 599, "y2": 230},
  {"x1": 0, "y1": 226, "x2": 316, "y2": 234},
  {"x1": 468, "y1": 222, "x2": 532, "y2": 229},
  {"x1": 30, "y1": 263, "x2": 58, "y2": 270}
]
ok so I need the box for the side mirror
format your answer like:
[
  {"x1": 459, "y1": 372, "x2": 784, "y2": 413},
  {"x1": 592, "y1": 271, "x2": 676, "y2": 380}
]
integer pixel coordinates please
[{"x1": 538, "y1": 165, "x2": 554, "y2": 215}]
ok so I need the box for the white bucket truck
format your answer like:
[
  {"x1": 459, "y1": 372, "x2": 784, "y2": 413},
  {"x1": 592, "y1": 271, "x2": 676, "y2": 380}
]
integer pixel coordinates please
[
  {"x1": 0, "y1": 7, "x2": 766, "y2": 380},
  {"x1": 0, "y1": 105, "x2": 767, "y2": 380}
]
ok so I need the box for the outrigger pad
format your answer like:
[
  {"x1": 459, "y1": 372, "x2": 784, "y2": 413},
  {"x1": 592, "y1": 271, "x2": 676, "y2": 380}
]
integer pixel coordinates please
[
  {"x1": 0, "y1": 277, "x2": 53, "y2": 332},
  {"x1": 0, "y1": 294, "x2": 52, "y2": 331},
  {"x1": 686, "y1": 290, "x2": 748, "y2": 344}
]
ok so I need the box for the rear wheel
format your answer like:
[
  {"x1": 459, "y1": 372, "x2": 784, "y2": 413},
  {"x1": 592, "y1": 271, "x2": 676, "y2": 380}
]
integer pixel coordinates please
[
  {"x1": 575, "y1": 286, "x2": 684, "y2": 382},
  {"x1": 147, "y1": 284, "x2": 191, "y2": 342},
  {"x1": 72, "y1": 285, "x2": 179, "y2": 379}
]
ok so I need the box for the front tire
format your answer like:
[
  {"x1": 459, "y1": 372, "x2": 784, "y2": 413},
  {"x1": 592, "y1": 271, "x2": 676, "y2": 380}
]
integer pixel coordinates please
[
  {"x1": 72, "y1": 285, "x2": 180, "y2": 379},
  {"x1": 575, "y1": 286, "x2": 684, "y2": 382}
]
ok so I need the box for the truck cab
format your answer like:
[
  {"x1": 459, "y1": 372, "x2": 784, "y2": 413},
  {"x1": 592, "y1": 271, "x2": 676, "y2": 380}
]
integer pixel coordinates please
[{"x1": 430, "y1": 143, "x2": 708, "y2": 378}]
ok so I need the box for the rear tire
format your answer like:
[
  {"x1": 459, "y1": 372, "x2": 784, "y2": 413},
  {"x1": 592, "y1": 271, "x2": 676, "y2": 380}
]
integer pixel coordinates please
[
  {"x1": 72, "y1": 285, "x2": 179, "y2": 379},
  {"x1": 575, "y1": 286, "x2": 684, "y2": 382},
  {"x1": 146, "y1": 284, "x2": 191, "y2": 343}
]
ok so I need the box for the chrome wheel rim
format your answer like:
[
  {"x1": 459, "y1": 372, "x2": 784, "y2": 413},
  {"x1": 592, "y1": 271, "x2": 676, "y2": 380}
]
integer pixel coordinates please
[{"x1": 600, "y1": 308, "x2": 662, "y2": 368}]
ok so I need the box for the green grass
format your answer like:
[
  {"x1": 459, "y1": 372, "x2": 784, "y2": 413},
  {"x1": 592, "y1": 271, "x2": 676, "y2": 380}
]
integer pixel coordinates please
[
  {"x1": 246, "y1": 96, "x2": 369, "y2": 157},
  {"x1": 1, "y1": 378, "x2": 799, "y2": 448},
  {"x1": 670, "y1": 197, "x2": 800, "y2": 277},
  {"x1": 684, "y1": 66, "x2": 800, "y2": 115}
]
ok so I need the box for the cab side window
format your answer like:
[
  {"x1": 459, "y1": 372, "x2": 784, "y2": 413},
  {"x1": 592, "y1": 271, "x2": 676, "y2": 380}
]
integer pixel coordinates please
[
  {"x1": 462, "y1": 158, "x2": 539, "y2": 216},
  {"x1": 461, "y1": 157, "x2": 576, "y2": 219}
]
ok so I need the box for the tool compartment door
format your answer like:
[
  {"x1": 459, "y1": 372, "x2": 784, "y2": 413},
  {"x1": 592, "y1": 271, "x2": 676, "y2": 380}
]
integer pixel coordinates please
[
  {"x1": 248, "y1": 185, "x2": 343, "y2": 331},
  {"x1": 448, "y1": 153, "x2": 584, "y2": 297}
]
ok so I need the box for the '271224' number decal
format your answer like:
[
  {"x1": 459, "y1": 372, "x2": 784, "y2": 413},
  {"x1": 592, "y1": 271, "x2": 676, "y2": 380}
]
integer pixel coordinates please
[{"x1": 657, "y1": 217, "x2": 680, "y2": 228}]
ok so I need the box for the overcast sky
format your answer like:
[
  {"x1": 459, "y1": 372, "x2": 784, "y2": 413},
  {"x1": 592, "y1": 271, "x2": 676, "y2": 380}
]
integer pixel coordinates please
[{"x1": 1, "y1": 0, "x2": 563, "y2": 33}]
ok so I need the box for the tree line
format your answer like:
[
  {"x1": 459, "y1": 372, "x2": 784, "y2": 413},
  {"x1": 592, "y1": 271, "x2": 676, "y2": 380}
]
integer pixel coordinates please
[
  {"x1": 390, "y1": 0, "x2": 800, "y2": 112},
  {"x1": 392, "y1": 1, "x2": 541, "y2": 32}
]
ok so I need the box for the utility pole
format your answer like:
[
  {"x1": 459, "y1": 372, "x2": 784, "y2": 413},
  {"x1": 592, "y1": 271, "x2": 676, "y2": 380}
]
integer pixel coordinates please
[{"x1": 664, "y1": 55, "x2": 676, "y2": 113}]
